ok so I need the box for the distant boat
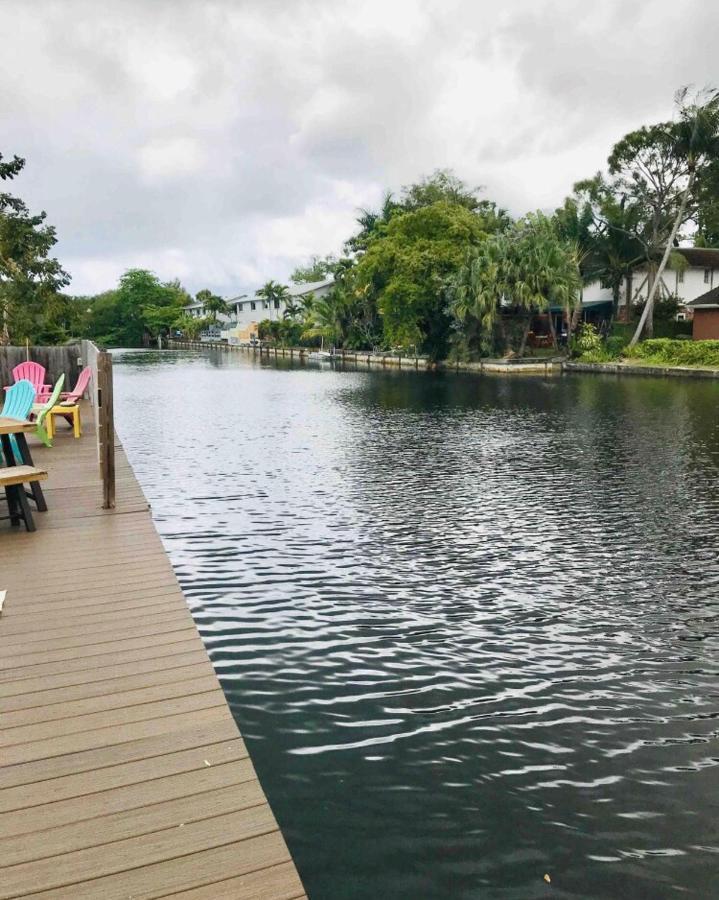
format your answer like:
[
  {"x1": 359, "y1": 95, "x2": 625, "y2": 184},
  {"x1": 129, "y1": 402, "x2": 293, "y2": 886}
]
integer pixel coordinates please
[{"x1": 307, "y1": 337, "x2": 338, "y2": 362}]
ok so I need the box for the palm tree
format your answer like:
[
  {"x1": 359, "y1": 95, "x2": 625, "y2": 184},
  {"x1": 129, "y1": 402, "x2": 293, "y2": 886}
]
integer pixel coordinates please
[
  {"x1": 255, "y1": 280, "x2": 290, "y2": 319},
  {"x1": 450, "y1": 214, "x2": 581, "y2": 356},
  {"x1": 301, "y1": 291, "x2": 347, "y2": 347},
  {"x1": 345, "y1": 191, "x2": 398, "y2": 252},
  {"x1": 196, "y1": 289, "x2": 230, "y2": 322}
]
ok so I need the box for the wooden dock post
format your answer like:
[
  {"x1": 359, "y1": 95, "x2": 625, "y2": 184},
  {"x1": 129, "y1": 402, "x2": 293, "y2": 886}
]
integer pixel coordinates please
[{"x1": 96, "y1": 350, "x2": 115, "y2": 510}]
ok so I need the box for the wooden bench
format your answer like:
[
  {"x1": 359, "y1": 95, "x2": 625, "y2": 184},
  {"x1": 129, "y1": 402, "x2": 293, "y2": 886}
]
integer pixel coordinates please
[{"x1": 0, "y1": 466, "x2": 48, "y2": 532}]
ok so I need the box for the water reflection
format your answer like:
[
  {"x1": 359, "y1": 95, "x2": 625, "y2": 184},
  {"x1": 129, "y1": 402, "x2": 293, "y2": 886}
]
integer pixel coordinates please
[{"x1": 114, "y1": 349, "x2": 719, "y2": 900}]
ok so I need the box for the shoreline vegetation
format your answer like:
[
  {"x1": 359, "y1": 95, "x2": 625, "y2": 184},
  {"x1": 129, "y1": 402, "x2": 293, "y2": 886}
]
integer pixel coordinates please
[
  {"x1": 166, "y1": 337, "x2": 719, "y2": 380},
  {"x1": 2, "y1": 87, "x2": 719, "y2": 369}
]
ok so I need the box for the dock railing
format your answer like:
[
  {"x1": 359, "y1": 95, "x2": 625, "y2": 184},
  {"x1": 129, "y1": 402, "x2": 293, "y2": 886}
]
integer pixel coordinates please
[{"x1": 81, "y1": 340, "x2": 115, "y2": 509}]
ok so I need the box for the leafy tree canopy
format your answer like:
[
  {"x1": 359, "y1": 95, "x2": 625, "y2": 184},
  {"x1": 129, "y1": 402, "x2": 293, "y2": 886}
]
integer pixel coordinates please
[
  {"x1": 450, "y1": 212, "x2": 582, "y2": 357},
  {"x1": 354, "y1": 200, "x2": 506, "y2": 358},
  {"x1": 0, "y1": 152, "x2": 70, "y2": 343},
  {"x1": 196, "y1": 288, "x2": 230, "y2": 320},
  {"x1": 85, "y1": 269, "x2": 189, "y2": 346},
  {"x1": 290, "y1": 255, "x2": 340, "y2": 284}
]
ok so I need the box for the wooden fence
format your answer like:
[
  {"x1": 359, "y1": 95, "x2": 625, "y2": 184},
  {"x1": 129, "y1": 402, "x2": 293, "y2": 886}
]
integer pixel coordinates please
[
  {"x1": 0, "y1": 344, "x2": 81, "y2": 388},
  {"x1": 81, "y1": 341, "x2": 115, "y2": 509}
]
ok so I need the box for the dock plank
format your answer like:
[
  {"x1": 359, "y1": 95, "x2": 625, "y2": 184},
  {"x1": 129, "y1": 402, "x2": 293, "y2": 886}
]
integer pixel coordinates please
[{"x1": 0, "y1": 411, "x2": 304, "y2": 898}]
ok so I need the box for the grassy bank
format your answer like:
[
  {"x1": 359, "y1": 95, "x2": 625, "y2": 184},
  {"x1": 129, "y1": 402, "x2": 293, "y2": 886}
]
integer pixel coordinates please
[
  {"x1": 623, "y1": 338, "x2": 719, "y2": 368},
  {"x1": 575, "y1": 321, "x2": 719, "y2": 370}
]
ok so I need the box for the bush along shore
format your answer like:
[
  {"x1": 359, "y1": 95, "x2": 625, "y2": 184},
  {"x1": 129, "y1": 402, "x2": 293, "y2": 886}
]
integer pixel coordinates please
[{"x1": 574, "y1": 322, "x2": 719, "y2": 372}]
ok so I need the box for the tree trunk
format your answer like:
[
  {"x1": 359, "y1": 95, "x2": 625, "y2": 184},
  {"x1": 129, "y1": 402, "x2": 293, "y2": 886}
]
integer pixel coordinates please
[
  {"x1": 644, "y1": 263, "x2": 656, "y2": 338},
  {"x1": 518, "y1": 315, "x2": 532, "y2": 356},
  {"x1": 568, "y1": 287, "x2": 583, "y2": 344},
  {"x1": 629, "y1": 170, "x2": 696, "y2": 347},
  {"x1": 546, "y1": 308, "x2": 558, "y2": 350},
  {"x1": 496, "y1": 315, "x2": 508, "y2": 356}
]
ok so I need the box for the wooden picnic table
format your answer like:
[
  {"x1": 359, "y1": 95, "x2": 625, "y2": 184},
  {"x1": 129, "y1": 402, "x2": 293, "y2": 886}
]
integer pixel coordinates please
[{"x1": 0, "y1": 417, "x2": 47, "y2": 512}]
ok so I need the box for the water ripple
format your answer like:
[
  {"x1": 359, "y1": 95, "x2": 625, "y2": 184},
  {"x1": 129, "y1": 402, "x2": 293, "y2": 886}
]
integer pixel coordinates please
[{"x1": 115, "y1": 350, "x2": 719, "y2": 900}]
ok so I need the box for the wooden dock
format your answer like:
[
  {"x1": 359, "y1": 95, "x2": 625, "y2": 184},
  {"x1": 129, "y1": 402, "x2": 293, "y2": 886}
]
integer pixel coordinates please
[{"x1": 0, "y1": 410, "x2": 306, "y2": 899}]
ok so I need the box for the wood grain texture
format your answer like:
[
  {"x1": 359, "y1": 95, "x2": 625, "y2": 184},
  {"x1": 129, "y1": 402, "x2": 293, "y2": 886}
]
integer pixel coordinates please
[{"x1": 0, "y1": 411, "x2": 305, "y2": 898}]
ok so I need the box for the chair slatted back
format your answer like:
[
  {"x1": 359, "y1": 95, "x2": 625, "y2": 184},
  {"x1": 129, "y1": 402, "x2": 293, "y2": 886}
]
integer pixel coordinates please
[
  {"x1": 1, "y1": 380, "x2": 36, "y2": 421},
  {"x1": 66, "y1": 366, "x2": 91, "y2": 403},
  {"x1": 11, "y1": 362, "x2": 46, "y2": 395}
]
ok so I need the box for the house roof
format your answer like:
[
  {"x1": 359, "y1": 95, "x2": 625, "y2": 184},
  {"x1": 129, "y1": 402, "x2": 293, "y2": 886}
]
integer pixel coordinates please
[
  {"x1": 288, "y1": 277, "x2": 334, "y2": 296},
  {"x1": 686, "y1": 286, "x2": 719, "y2": 308},
  {"x1": 676, "y1": 247, "x2": 719, "y2": 268}
]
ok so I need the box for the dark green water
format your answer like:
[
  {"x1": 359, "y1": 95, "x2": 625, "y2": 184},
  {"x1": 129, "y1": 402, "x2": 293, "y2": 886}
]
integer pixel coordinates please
[{"x1": 114, "y1": 349, "x2": 719, "y2": 900}]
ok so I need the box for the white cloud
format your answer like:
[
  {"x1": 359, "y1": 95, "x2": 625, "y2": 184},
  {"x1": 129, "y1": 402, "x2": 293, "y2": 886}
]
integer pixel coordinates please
[
  {"x1": 1, "y1": 0, "x2": 717, "y2": 296},
  {"x1": 138, "y1": 137, "x2": 206, "y2": 182}
]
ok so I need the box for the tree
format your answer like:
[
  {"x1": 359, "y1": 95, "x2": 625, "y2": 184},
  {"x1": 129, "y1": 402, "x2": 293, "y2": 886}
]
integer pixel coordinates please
[
  {"x1": 695, "y1": 157, "x2": 719, "y2": 246},
  {"x1": 174, "y1": 313, "x2": 211, "y2": 339},
  {"x1": 85, "y1": 269, "x2": 188, "y2": 346},
  {"x1": 289, "y1": 255, "x2": 338, "y2": 284},
  {"x1": 301, "y1": 291, "x2": 349, "y2": 346},
  {"x1": 345, "y1": 191, "x2": 399, "y2": 253},
  {"x1": 255, "y1": 280, "x2": 290, "y2": 317},
  {"x1": 196, "y1": 288, "x2": 230, "y2": 321},
  {"x1": 354, "y1": 201, "x2": 505, "y2": 358},
  {"x1": 628, "y1": 86, "x2": 719, "y2": 345},
  {"x1": 0, "y1": 153, "x2": 70, "y2": 343},
  {"x1": 344, "y1": 171, "x2": 511, "y2": 256},
  {"x1": 400, "y1": 168, "x2": 486, "y2": 212},
  {"x1": 450, "y1": 213, "x2": 582, "y2": 357},
  {"x1": 569, "y1": 177, "x2": 645, "y2": 318}
]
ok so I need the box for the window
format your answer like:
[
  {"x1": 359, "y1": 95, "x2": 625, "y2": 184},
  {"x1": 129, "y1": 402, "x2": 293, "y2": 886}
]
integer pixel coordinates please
[
  {"x1": 676, "y1": 312, "x2": 686, "y2": 321},
  {"x1": 704, "y1": 269, "x2": 711, "y2": 284},
  {"x1": 250, "y1": 301, "x2": 256, "y2": 310},
  {"x1": 263, "y1": 301, "x2": 269, "y2": 309},
  {"x1": 274, "y1": 299, "x2": 280, "y2": 309},
  {"x1": 237, "y1": 302, "x2": 243, "y2": 312}
]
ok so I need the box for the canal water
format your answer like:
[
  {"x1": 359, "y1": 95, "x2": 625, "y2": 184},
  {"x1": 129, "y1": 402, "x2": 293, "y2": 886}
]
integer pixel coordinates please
[{"x1": 114, "y1": 349, "x2": 719, "y2": 900}]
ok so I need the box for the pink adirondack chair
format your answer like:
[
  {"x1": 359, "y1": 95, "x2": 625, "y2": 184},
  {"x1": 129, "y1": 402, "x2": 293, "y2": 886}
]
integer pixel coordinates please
[
  {"x1": 59, "y1": 366, "x2": 92, "y2": 404},
  {"x1": 4, "y1": 362, "x2": 49, "y2": 396},
  {"x1": 36, "y1": 366, "x2": 91, "y2": 404}
]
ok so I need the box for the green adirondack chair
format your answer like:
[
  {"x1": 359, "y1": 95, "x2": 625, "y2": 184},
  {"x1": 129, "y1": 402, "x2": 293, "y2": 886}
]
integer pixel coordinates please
[{"x1": 32, "y1": 374, "x2": 65, "y2": 447}]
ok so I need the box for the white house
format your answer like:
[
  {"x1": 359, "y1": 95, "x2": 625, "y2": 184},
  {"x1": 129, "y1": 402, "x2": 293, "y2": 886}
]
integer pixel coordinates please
[
  {"x1": 183, "y1": 277, "x2": 335, "y2": 341},
  {"x1": 583, "y1": 247, "x2": 719, "y2": 320}
]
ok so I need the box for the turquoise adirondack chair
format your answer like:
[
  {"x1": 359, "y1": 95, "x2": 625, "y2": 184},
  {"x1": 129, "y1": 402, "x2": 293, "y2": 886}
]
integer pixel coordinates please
[
  {"x1": 32, "y1": 374, "x2": 65, "y2": 447},
  {"x1": 0, "y1": 379, "x2": 36, "y2": 420},
  {"x1": 0, "y1": 379, "x2": 36, "y2": 464}
]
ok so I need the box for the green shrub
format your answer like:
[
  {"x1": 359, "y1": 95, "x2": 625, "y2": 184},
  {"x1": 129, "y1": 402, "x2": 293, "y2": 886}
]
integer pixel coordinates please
[
  {"x1": 624, "y1": 338, "x2": 719, "y2": 367},
  {"x1": 573, "y1": 323, "x2": 602, "y2": 355},
  {"x1": 572, "y1": 323, "x2": 614, "y2": 362}
]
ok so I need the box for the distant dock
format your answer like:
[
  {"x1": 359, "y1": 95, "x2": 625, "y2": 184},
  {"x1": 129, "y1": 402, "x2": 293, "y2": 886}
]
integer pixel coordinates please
[{"x1": 0, "y1": 408, "x2": 306, "y2": 899}]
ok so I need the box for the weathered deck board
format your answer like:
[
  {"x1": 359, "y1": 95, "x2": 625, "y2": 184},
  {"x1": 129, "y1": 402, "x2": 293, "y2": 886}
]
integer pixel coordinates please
[{"x1": 0, "y1": 409, "x2": 305, "y2": 899}]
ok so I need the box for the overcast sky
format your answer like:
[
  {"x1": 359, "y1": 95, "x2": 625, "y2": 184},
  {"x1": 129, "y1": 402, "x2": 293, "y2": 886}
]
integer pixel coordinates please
[{"x1": 3, "y1": 0, "x2": 718, "y2": 297}]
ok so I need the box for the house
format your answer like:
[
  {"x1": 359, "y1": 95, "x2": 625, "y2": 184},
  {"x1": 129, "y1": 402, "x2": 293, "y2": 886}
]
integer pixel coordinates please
[
  {"x1": 221, "y1": 277, "x2": 334, "y2": 343},
  {"x1": 183, "y1": 278, "x2": 334, "y2": 340},
  {"x1": 583, "y1": 247, "x2": 719, "y2": 322},
  {"x1": 686, "y1": 287, "x2": 719, "y2": 340}
]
